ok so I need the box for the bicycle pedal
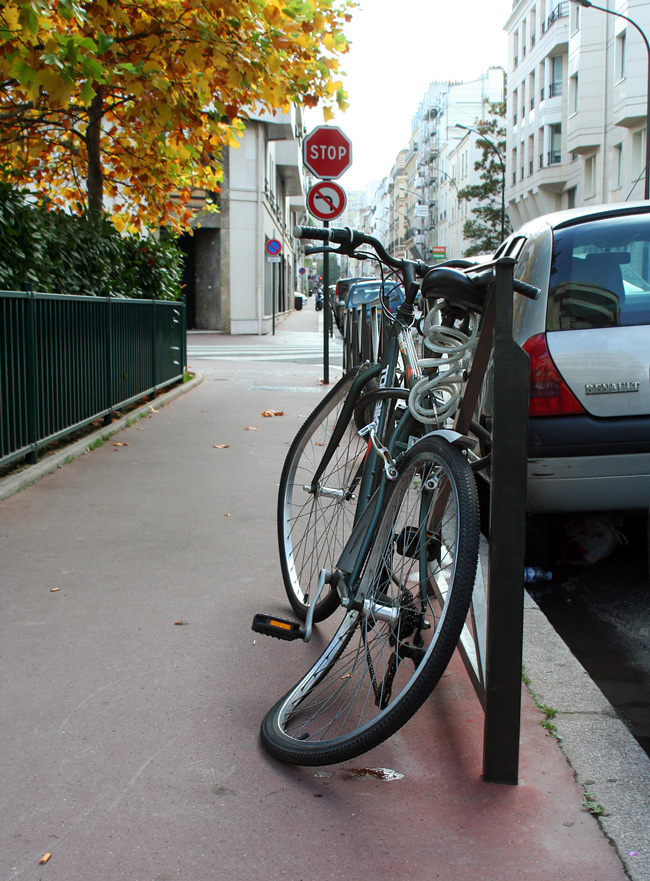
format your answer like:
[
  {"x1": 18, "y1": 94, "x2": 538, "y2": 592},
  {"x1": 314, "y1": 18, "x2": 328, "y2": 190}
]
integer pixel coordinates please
[{"x1": 251, "y1": 613, "x2": 305, "y2": 642}]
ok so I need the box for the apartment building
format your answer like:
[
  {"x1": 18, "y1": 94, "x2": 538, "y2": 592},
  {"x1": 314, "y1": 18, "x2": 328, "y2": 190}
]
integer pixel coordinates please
[
  {"x1": 505, "y1": 0, "x2": 650, "y2": 228},
  {"x1": 381, "y1": 69, "x2": 506, "y2": 263},
  {"x1": 180, "y1": 105, "x2": 305, "y2": 333}
]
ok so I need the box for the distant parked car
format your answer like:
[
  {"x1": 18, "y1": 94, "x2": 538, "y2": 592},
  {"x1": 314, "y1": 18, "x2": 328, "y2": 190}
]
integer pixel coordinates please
[
  {"x1": 333, "y1": 276, "x2": 376, "y2": 330},
  {"x1": 346, "y1": 279, "x2": 405, "y2": 314},
  {"x1": 472, "y1": 202, "x2": 650, "y2": 558}
]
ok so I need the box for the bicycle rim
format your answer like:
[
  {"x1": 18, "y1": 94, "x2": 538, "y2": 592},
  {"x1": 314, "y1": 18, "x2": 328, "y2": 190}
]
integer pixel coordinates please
[
  {"x1": 263, "y1": 436, "x2": 480, "y2": 765},
  {"x1": 278, "y1": 371, "x2": 370, "y2": 621}
]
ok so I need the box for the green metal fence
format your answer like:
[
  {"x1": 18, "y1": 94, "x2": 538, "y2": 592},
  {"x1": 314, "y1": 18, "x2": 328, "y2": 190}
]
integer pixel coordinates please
[{"x1": 0, "y1": 290, "x2": 187, "y2": 468}]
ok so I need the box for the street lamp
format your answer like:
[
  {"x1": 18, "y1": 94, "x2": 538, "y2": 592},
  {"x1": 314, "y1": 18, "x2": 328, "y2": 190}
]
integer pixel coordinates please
[
  {"x1": 456, "y1": 123, "x2": 507, "y2": 242},
  {"x1": 570, "y1": 0, "x2": 650, "y2": 200}
]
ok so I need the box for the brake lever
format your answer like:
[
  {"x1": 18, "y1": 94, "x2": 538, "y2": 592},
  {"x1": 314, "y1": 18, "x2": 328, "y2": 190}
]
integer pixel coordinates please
[{"x1": 305, "y1": 245, "x2": 336, "y2": 256}]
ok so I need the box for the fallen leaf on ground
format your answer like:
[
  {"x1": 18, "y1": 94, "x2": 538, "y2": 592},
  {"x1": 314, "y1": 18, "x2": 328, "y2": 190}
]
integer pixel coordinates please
[
  {"x1": 262, "y1": 410, "x2": 284, "y2": 417},
  {"x1": 148, "y1": 405, "x2": 157, "y2": 413},
  {"x1": 213, "y1": 444, "x2": 230, "y2": 448},
  {"x1": 113, "y1": 442, "x2": 130, "y2": 447},
  {"x1": 245, "y1": 426, "x2": 260, "y2": 431}
]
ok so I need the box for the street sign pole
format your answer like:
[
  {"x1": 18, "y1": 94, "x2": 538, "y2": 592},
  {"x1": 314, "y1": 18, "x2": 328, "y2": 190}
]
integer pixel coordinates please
[
  {"x1": 323, "y1": 220, "x2": 329, "y2": 384},
  {"x1": 272, "y1": 262, "x2": 276, "y2": 335}
]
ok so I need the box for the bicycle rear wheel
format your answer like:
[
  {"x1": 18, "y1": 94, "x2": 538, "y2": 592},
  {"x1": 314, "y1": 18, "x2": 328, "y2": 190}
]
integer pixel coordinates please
[
  {"x1": 277, "y1": 369, "x2": 374, "y2": 622},
  {"x1": 263, "y1": 435, "x2": 480, "y2": 765}
]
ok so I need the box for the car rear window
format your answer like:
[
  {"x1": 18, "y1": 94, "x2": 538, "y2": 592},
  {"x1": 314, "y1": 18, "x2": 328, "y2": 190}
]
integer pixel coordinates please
[
  {"x1": 349, "y1": 284, "x2": 383, "y2": 305},
  {"x1": 547, "y1": 213, "x2": 650, "y2": 330}
]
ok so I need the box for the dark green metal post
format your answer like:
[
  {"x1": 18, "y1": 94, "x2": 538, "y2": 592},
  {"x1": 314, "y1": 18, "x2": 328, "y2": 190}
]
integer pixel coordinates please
[
  {"x1": 24, "y1": 287, "x2": 38, "y2": 464},
  {"x1": 149, "y1": 297, "x2": 157, "y2": 401},
  {"x1": 323, "y1": 219, "x2": 330, "y2": 384},
  {"x1": 181, "y1": 297, "x2": 187, "y2": 376},
  {"x1": 482, "y1": 257, "x2": 529, "y2": 784},
  {"x1": 103, "y1": 296, "x2": 113, "y2": 426}
]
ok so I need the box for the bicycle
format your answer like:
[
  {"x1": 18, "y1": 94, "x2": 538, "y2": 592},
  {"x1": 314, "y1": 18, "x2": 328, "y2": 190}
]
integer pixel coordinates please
[
  {"x1": 253, "y1": 225, "x2": 538, "y2": 765},
  {"x1": 276, "y1": 234, "x2": 440, "y2": 624}
]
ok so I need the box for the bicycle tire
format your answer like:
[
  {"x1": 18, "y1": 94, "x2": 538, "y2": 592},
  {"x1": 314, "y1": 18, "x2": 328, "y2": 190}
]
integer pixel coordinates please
[
  {"x1": 277, "y1": 369, "x2": 376, "y2": 622},
  {"x1": 263, "y1": 435, "x2": 480, "y2": 765}
]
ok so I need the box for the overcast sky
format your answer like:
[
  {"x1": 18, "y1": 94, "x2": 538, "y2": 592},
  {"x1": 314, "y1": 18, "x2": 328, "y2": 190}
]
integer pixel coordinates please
[{"x1": 305, "y1": 0, "x2": 514, "y2": 193}]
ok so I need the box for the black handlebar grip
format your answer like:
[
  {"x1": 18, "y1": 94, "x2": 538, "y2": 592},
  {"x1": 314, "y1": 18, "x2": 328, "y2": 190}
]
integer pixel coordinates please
[
  {"x1": 293, "y1": 225, "x2": 330, "y2": 241},
  {"x1": 513, "y1": 278, "x2": 541, "y2": 300}
]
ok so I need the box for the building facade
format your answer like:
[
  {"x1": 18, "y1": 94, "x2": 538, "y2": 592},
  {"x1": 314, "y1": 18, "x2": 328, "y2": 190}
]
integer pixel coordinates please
[
  {"x1": 505, "y1": 0, "x2": 650, "y2": 228},
  {"x1": 181, "y1": 106, "x2": 306, "y2": 334},
  {"x1": 367, "y1": 69, "x2": 506, "y2": 263}
]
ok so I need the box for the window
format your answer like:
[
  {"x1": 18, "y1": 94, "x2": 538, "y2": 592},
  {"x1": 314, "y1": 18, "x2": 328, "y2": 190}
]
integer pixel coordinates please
[
  {"x1": 550, "y1": 56, "x2": 563, "y2": 97},
  {"x1": 529, "y1": 72, "x2": 536, "y2": 110},
  {"x1": 570, "y1": 3, "x2": 580, "y2": 33},
  {"x1": 615, "y1": 31, "x2": 626, "y2": 81},
  {"x1": 569, "y1": 74, "x2": 578, "y2": 115},
  {"x1": 632, "y1": 129, "x2": 646, "y2": 183},
  {"x1": 547, "y1": 215, "x2": 650, "y2": 331},
  {"x1": 613, "y1": 143, "x2": 623, "y2": 190},
  {"x1": 549, "y1": 124, "x2": 562, "y2": 165},
  {"x1": 584, "y1": 154, "x2": 597, "y2": 198}
]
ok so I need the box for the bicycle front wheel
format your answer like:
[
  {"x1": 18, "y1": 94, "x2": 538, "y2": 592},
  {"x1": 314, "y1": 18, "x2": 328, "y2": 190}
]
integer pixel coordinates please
[
  {"x1": 263, "y1": 435, "x2": 480, "y2": 765},
  {"x1": 277, "y1": 369, "x2": 375, "y2": 622}
]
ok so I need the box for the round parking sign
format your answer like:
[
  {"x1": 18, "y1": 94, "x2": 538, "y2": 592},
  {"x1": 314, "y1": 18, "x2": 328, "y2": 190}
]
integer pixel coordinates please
[{"x1": 266, "y1": 239, "x2": 282, "y2": 255}]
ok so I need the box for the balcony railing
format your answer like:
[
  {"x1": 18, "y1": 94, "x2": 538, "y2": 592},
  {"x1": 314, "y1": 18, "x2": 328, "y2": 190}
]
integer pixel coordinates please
[
  {"x1": 548, "y1": 81, "x2": 562, "y2": 98},
  {"x1": 542, "y1": 2, "x2": 568, "y2": 33},
  {"x1": 547, "y1": 150, "x2": 562, "y2": 165}
]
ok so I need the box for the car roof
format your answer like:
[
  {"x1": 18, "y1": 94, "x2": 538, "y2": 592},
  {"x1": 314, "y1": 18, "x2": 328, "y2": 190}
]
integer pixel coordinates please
[{"x1": 513, "y1": 201, "x2": 650, "y2": 237}]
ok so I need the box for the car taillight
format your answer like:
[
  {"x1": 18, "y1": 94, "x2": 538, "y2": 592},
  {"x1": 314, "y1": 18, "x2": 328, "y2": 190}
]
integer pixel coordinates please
[{"x1": 522, "y1": 333, "x2": 585, "y2": 416}]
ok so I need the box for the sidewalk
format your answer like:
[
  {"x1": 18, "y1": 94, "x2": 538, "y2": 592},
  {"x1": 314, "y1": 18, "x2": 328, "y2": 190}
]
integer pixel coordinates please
[{"x1": 1, "y1": 306, "x2": 648, "y2": 881}]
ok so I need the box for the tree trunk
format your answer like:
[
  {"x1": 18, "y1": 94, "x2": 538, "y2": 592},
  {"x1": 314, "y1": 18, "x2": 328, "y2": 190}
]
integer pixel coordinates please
[{"x1": 86, "y1": 87, "x2": 104, "y2": 220}]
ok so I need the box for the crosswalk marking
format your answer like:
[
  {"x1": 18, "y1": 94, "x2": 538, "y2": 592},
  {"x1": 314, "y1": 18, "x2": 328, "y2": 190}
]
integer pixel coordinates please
[{"x1": 187, "y1": 342, "x2": 342, "y2": 364}]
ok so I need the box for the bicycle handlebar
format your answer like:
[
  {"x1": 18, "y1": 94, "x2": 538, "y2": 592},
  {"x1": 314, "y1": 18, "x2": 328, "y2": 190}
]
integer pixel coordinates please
[
  {"x1": 294, "y1": 225, "x2": 541, "y2": 301},
  {"x1": 294, "y1": 224, "x2": 416, "y2": 273}
]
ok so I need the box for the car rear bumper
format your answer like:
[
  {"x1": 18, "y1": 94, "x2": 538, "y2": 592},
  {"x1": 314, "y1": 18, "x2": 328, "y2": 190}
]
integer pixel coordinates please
[{"x1": 527, "y1": 452, "x2": 650, "y2": 513}]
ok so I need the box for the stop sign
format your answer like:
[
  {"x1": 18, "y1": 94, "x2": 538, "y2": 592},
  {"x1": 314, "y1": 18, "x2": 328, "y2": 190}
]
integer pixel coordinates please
[{"x1": 303, "y1": 125, "x2": 353, "y2": 180}]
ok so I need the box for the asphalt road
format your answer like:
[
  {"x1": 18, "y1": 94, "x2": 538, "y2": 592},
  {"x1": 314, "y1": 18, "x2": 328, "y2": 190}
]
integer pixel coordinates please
[{"x1": 531, "y1": 513, "x2": 650, "y2": 756}]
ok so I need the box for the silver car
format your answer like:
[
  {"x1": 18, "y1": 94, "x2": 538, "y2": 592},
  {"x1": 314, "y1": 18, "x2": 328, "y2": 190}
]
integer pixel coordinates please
[{"x1": 477, "y1": 202, "x2": 650, "y2": 521}]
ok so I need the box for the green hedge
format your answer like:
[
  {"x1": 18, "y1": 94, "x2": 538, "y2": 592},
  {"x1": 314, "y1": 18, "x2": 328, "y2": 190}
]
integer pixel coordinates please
[{"x1": 0, "y1": 184, "x2": 183, "y2": 300}]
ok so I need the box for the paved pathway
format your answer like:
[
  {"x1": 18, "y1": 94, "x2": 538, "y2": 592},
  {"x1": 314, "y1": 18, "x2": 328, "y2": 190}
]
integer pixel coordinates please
[{"x1": 1, "y1": 305, "x2": 648, "y2": 881}]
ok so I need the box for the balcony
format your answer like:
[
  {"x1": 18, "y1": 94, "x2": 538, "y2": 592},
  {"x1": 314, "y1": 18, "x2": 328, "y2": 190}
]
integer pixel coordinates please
[{"x1": 542, "y1": 2, "x2": 568, "y2": 34}]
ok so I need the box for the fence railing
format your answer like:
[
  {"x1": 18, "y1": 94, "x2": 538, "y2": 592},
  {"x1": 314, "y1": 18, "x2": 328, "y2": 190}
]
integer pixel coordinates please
[{"x1": 1, "y1": 290, "x2": 186, "y2": 469}]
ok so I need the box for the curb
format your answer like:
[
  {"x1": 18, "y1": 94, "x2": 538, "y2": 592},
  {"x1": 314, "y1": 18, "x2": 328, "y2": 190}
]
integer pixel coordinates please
[
  {"x1": 523, "y1": 592, "x2": 650, "y2": 881},
  {"x1": 0, "y1": 372, "x2": 203, "y2": 503}
]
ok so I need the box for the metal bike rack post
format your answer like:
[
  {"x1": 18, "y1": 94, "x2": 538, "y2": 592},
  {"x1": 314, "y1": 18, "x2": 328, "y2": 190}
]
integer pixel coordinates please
[
  {"x1": 482, "y1": 256, "x2": 529, "y2": 784},
  {"x1": 453, "y1": 255, "x2": 529, "y2": 784}
]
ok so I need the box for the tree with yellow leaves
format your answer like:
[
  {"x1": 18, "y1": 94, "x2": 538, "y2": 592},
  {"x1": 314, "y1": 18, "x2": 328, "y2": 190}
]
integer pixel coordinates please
[{"x1": 0, "y1": 0, "x2": 353, "y2": 232}]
